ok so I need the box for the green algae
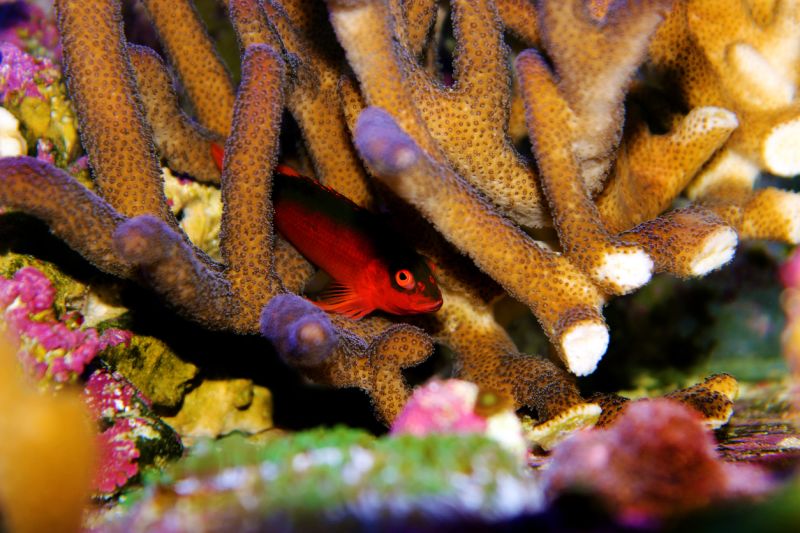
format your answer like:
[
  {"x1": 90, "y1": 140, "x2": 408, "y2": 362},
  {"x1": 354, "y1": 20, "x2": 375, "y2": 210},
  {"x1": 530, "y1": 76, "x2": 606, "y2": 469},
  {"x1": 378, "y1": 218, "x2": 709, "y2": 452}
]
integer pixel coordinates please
[{"x1": 100, "y1": 334, "x2": 198, "y2": 410}]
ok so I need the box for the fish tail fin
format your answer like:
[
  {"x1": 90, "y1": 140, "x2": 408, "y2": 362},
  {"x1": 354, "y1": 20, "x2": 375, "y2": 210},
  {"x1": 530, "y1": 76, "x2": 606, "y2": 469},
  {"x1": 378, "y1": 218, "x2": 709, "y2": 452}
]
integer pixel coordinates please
[{"x1": 314, "y1": 283, "x2": 373, "y2": 320}]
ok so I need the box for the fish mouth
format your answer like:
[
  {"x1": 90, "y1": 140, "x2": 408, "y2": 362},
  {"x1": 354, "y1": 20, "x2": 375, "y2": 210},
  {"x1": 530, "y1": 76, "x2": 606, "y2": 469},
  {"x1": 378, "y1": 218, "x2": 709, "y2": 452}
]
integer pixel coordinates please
[{"x1": 418, "y1": 299, "x2": 443, "y2": 313}]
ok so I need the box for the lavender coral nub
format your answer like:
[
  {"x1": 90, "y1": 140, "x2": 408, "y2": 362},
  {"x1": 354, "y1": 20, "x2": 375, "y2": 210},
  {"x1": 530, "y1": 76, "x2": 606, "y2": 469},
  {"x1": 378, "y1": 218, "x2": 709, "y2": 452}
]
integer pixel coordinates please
[
  {"x1": 113, "y1": 215, "x2": 174, "y2": 266},
  {"x1": 354, "y1": 107, "x2": 420, "y2": 176},
  {"x1": 260, "y1": 294, "x2": 338, "y2": 368}
]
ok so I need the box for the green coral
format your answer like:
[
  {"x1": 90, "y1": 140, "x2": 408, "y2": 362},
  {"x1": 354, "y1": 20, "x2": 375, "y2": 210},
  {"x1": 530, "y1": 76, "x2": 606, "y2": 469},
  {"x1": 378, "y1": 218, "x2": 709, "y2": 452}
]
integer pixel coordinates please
[{"x1": 105, "y1": 429, "x2": 542, "y2": 530}]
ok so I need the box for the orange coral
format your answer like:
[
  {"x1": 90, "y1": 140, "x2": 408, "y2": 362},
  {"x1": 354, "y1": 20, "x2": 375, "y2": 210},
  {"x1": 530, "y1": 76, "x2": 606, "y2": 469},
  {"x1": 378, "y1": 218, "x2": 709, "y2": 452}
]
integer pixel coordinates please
[{"x1": 0, "y1": 336, "x2": 96, "y2": 533}]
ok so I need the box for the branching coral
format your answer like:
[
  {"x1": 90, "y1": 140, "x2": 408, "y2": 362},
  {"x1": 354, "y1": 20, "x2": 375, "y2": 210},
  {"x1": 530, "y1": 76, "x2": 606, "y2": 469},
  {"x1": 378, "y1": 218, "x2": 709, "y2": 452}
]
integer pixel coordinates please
[
  {"x1": 649, "y1": 0, "x2": 800, "y2": 244},
  {"x1": 1, "y1": 0, "x2": 789, "y2": 435}
]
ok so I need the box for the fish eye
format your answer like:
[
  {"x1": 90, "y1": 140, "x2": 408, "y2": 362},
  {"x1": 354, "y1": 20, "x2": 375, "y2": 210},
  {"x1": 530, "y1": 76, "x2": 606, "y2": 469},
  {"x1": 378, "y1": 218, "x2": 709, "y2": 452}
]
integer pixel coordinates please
[{"x1": 394, "y1": 269, "x2": 415, "y2": 290}]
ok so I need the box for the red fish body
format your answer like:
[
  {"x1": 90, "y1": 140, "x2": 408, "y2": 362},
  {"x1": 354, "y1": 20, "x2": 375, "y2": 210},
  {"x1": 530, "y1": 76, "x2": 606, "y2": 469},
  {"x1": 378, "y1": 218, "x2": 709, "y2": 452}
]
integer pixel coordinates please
[{"x1": 211, "y1": 144, "x2": 442, "y2": 319}]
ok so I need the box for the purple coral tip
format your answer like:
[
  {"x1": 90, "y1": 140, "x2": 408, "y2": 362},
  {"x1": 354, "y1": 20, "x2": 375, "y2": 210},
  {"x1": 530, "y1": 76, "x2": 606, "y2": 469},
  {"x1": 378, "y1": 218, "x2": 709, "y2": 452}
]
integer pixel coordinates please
[
  {"x1": 354, "y1": 107, "x2": 420, "y2": 176},
  {"x1": 260, "y1": 294, "x2": 338, "y2": 367},
  {"x1": 113, "y1": 215, "x2": 173, "y2": 265}
]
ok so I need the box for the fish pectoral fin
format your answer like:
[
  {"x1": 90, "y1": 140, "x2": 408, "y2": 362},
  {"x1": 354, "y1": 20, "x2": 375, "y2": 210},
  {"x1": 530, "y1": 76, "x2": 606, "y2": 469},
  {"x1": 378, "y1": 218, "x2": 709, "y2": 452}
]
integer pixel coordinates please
[{"x1": 314, "y1": 283, "x2": 373, "y2": 320}]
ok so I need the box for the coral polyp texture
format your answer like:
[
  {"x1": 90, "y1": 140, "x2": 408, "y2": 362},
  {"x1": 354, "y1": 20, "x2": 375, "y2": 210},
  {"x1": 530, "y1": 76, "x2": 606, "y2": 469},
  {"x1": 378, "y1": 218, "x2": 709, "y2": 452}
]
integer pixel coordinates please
[{"x1": 0, "y1": 0, "x2": 797, "y2": 439}]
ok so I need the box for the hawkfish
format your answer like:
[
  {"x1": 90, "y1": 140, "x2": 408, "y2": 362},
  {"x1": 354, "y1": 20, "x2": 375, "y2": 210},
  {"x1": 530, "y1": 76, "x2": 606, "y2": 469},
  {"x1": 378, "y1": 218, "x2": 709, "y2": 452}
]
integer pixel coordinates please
[{"x1": 211, "y1": 144, "x2": 443, "y2": 319}]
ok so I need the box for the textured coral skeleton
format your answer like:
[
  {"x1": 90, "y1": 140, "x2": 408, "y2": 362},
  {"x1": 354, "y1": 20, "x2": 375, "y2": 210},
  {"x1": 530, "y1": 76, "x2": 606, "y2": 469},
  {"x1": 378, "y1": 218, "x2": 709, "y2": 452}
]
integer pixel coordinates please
[{"x1": 1, "y1": 0, "x2": 797, "y2": 440}]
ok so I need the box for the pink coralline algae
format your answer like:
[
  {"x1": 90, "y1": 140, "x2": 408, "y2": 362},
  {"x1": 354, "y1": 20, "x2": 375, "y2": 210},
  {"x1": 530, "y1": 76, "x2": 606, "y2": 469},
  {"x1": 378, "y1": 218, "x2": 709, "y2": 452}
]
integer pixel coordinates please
[
  {"x1": 84, "y1": 366, "x2": 152, "y2": 419},
  {"x1": 391, "y1": 379, "x2": 527, "y2": 458},
  {"x1": 0, "y1": 2, "x2": 60, "y2": 59},
  {"x1": 1, "y1": 266, "x2": 181, "y2": 496},
  {"x1": 93, "y1": 415, "x2": 142, "y2": 495},
  {"x1": 84, "y1": 368, "x2": 183, "y2": 496},
  {"x1": 0, "y1": 41, "x2": 57, "y2": 102},
  {"x1": 0, "y1": 266, "x2": 131, "y2": 384},
  {"x1": 543, "y1": 399, "x2": 772, "y2": 526},
  {"x1": 391, "y1": 379, "x2": 489, "y2": 436},
  {"x1": 780, "y1": 248, "x2": 800, "y2": 290},
  {"x1": 85, "y1": 370, "x2": 150, "y2": 495}
]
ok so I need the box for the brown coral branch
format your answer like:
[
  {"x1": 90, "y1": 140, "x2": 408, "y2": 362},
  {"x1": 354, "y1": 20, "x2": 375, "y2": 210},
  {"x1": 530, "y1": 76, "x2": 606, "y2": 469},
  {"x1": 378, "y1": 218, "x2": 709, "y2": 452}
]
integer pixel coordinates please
[
  {"x1": 430, "y1": 286, "x2": 600, "y2": 448},
  {"x1": 496, "y1": 0, "x2": 540, "y2": 45},
  {"x1": 273, "y1": 238, "x2": 315, "y2": 294},
  {"x1": 139, "y1": 0, "x2": 236, "y2": 137},
  {"x1": 268, "y1": 0, "x2": 373, "y2": 206},
  {"x1": 219, "y1": 44, "x2": 287, "y2": 328},
  {"x1": 328, "y1": 0, "x2": 547, "y2": 226},
  {"x1": 538, "y1": 0, "x2": 672, "y2": 192},
  {"x1": 127, "y1": 45, "x2": 222, "y2": 185},
  {"x1": 229, "y1": 0, "x2": 373, "y2": 207},
  {"x1": 517, "y1": 49, "x2": 653, "y2": 295},
  {"x1": 304, "y1": 316, "x2": 434, "y2": 424},
  {"x1": 598, "y1": 107, "x2": 739, "y2": 233},
  {"x1": 227, "y1": 0, "x2": 282, "y2": 51},
  {"x1": 651, "y1": 1, "x2": 800, "y2": 209},
  {"x1": 664, "y1": 373, "x2": 739, "y2": 429},
  {"x1": 55, "y1": 0, "x2": 172, "y2": 223},
  {"x1": 686, "y1": 0, "x2": 800, "y2": 115},
  {"x1": 703, "y1": 187, "x2": 800, "y2": 245},
  {"x1": 389, "y1": 0, "x2": 439, "y2": 58},
  {"x1": 593, "y1": 374, "x2": 739, "y2": 429},
  {"x1": 354, "y1": 106, "x2": 609, "y2": 376},
  {"x1": 0, "y1": 157, "x2": 130, "y2": 278},
  {"x1": 621, "y1": 208, "x2": 738, "y2": 278},
  {"x1": 113, "y1": 215, "x2": 236, "y2": 330}
]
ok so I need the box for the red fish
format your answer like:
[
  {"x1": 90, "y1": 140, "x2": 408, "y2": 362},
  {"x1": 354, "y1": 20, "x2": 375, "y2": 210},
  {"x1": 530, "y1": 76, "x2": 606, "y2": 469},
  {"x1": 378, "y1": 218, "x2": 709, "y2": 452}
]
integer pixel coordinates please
[{"x1": 211, "y1": 144, "x2": 443, "y2": 319}]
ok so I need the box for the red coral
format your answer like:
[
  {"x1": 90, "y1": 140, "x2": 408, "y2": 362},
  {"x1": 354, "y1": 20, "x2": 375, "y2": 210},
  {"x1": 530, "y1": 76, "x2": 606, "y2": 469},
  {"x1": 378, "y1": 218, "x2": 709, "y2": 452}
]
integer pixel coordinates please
[{"x1": 543, "y1": 399, "x2": 771, "y2": 526}]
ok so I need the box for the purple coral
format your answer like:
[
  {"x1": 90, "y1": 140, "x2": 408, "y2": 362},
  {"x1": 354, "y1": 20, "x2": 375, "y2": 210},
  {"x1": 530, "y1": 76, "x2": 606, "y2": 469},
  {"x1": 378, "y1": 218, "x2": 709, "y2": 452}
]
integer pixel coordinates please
[
  {"x1": 354, "y1": 107, "x2": 420, "y2": 177},
  {"x1": 0, "y1": 266, "x2": 131, "y2": 383},
  {"x1": 260, "y1": 294, "x2": 338, "y2": 367},
  {"x1": 543, "y1": 399, "x2": 772, "y2": 526}
]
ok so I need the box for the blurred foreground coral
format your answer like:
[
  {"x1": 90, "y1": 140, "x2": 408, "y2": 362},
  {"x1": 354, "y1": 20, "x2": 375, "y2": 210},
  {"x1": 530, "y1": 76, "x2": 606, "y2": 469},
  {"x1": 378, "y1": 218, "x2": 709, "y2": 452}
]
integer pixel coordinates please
[
  {"x1": 0, "y1": 335, "x2": 95, "y2": 533},
  {"x1": 543, "y1": 399, "x2": 773, "y2": 527}
]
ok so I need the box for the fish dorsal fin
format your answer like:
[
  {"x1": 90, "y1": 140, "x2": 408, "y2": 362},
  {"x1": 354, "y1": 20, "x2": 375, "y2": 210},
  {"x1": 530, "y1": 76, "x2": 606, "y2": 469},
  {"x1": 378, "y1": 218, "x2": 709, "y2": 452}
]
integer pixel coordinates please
[{"x1": 313, "y1": 282, "x2": 373, "y2": 320}]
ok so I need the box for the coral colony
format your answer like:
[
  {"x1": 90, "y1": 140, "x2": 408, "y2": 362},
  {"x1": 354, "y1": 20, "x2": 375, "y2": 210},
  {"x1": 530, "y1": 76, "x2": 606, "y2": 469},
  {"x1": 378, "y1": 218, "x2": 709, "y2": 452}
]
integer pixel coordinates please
[{"x1": 0, "y1": 0, "x2": 799, "y2": 530}]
